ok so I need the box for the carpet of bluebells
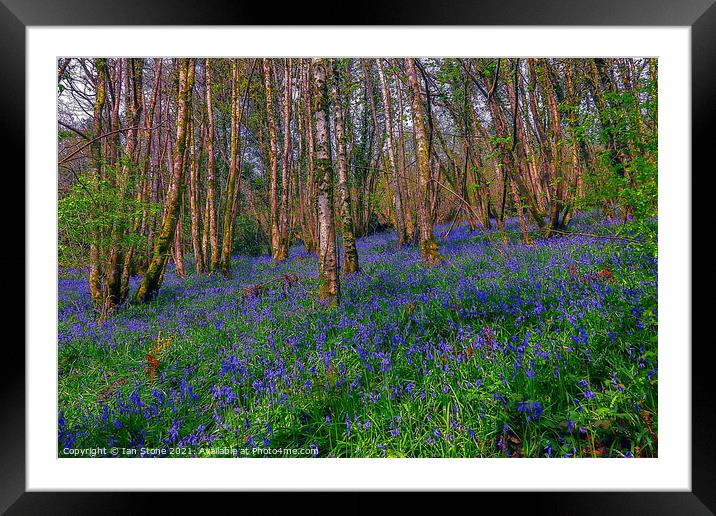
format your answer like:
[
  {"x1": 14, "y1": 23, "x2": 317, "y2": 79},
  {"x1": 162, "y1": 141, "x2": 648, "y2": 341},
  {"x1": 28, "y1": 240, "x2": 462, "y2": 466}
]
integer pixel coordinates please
[{"x1": 58, "y1": 214, "x2": 658, "y2": 458}]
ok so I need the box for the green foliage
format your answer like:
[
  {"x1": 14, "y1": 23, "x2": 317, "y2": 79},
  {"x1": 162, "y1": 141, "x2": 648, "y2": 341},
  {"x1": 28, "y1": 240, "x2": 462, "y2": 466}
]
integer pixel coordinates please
[
  {"x1": 578, "y1": 70, "x2": 657, "y2": 255},
  {"x1": 58, "y1": 163, "x2": 160, "y2": 267},
  {"x1": 435, "y1": 58, "x2": 467, "y2": 110},
  {"x1": 231, "y1": 213, "x2": 269, "y2": 256},
  {"x1": 58, "y1": 129, "x2": 78, "y2": 141}
]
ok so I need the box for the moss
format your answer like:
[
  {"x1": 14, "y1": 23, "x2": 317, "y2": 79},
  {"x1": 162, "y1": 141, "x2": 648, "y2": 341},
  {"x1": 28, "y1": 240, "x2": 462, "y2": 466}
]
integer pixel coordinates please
[{"x1": 420, "y1": 238, "x2": 443, "y2": 267}]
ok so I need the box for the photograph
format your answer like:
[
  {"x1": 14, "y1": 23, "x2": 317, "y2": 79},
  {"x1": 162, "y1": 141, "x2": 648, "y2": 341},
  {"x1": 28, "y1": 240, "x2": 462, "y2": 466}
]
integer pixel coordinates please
[{"x1": 56, "y1": 56, "x2": 659, "y2": 459}]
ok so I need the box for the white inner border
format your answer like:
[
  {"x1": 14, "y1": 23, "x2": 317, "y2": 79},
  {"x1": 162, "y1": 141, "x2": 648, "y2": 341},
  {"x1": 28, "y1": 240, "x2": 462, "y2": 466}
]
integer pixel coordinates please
[{"x1": 27, "y1": 27, "x2": 691, "y2": 491}]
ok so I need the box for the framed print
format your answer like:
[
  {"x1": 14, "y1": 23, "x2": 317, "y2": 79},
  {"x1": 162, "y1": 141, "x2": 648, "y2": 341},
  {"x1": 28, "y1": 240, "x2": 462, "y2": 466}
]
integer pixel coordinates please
[{"x1": 6, "y1": 0, "x2": 713, "y2": 512}]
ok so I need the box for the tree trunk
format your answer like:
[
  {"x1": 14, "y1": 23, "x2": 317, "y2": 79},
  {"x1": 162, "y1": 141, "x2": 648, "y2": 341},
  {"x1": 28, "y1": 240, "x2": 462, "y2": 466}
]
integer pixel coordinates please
[
  {"x1": 376, "y1": 58, "x2": 407, "y2": 247},
  {"x1": 89, "y1": 58, "x2": 107, "y2": 310},
  {"x1": 539, "y1": 59, "x2": 567, "y2": 234},
  {"x1": 219, "y1": 59, "x2": 242, "y2": 277},
  {"x1": 188, "y1": 114, "x2": 205, "y2": 273},
  {"x1": 205, "y1": 59, "x2": 220, "y2": 272},
  {"x1": 173, "y1": 202, "x2": 186, "y2": 278},
  {"x1": 301, "y1": 59, "x2": 318, "y2": 254},
  {"x1": 395, "y1": 78, "x2": 417, "y2": 242},
  {"x1": 405, "y1": 58, "x2": 441, "y2": 266},
  {"x1": 135, "y1": 58, "x2": 195, "y2": 303},
  {"x1": 331, "y1": 60, "x2": 360, "y2": 274},
  {"x1": 106, "y1": 59, "x2": 142, "y2": 309},
  {"x1": 312, "y1": 58, "x2": 340, "y2": 303},
  {"x1": 278, "y1": 58, "x2": 292, "y2": 260},
  {"x1": 263, "y1": 58, "x2": 283, "y2": 262},
  {"x1": 121, "y1": 58, "x2": 161, "y2": 303}
]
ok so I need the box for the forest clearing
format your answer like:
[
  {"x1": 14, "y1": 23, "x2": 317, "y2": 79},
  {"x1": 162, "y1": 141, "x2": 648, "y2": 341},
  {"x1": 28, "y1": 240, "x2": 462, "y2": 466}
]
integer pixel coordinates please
[{"x1": 58, "y1": 57, "x2": 658, "y2": 457}]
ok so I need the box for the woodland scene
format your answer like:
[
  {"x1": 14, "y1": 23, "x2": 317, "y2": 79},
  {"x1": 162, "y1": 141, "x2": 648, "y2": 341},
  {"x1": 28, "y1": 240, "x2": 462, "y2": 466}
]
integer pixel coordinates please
[{"x1": 58, "y1": 57, "x2": 658, "y2": 458}]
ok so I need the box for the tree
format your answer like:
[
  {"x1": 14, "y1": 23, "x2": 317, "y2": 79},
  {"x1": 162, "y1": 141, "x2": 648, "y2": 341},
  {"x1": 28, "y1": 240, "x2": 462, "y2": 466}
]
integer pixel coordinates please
[
  {"x1": 135, "y1": 58, "x2": 195, "y2": 303},
  {"x1": 88, "y1": 58, "x2": 107, "y2": 309},
  {"x1": 312, "y1": 58, "x2": 340, "y2": 303},
  {"x1": 405, "y1": 58, "x2": 442, "y2": 266},
  {"x1": 263, "y1": 58, "x2": 283, "y2": 262},
  {"x1": 187, "y1": 98, "x2": 206, "y2": 273},
  {"x1": 278, "y1": 58, "x2": 292, "y2": 261},
  {"x1": 331, "y1": 59, "x2": 359, "y2": 274},
  {"x1": 204, "y1": 58, "x2": 220, "y2": 272},
  {"x1": 219, "y1": 59, "x2": 242, "y2": 277},
  {"x1": 57, "y1": 57, "x2": 658, "y2": 315},
  {"x1": 376, "y1": 58, "x2": 408, "y2": 247}
]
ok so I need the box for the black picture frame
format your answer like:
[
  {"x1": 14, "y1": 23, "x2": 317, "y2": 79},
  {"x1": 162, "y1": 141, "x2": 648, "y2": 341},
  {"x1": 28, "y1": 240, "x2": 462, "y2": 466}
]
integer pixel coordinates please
[{"x1": 5, "y1": 0, "x2": 712, "y2": 512}]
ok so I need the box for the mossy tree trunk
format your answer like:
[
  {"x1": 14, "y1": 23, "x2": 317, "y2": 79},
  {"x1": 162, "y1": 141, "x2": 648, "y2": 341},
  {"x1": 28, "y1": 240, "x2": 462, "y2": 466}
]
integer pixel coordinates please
[
  {"x1": 121, "y1": 58, "x2": 162, "y2": 302},
  {"x1": 89, "y1": 58, "x2": 107, "y2": 309},
  {"x1": 538, "y1": 59, "x2": 568, "y2": 234},
  {"x1": 105, "y1": 59, "x2": 143, "y2": 309},
  {"x1": 173, "y1": 200, "x2": 186, "y2": 278},
  {"x1": 188, "y1": 112, "x2": 205, "y2": 273},
  {"x1": 205, "y1": 58, "x2": 220, "y2": 272},
  {"x1": 278, "y1": 58, "x2": 292, "y2": 261},
  {"x1": 219, "y1": 59, "x2": 242, "y2": 277},
  {"x1": 331, "y1": 60, "x2": 360, "y2": 275},
  {"x1": 263, "y1": 58, "x2": 283, "y2": 262},
  {"x1": 135, "y1": 58, "x2": 195, "y2": 303},
  {"x1": 296, "y1": 61, "x2": 311, "y2": 253},
  {"x1": 563, "y1": 58, "x2": 583, "y2": 225},
  {"x1": 405, "y1": 58, "x2": 442, "y2": 266},
  {"x1": 312, "y1": 58, "x2": 340, "y2": 303},
  {"x1": 395, "y1": 76, "x2": 417, "y2": 242}
]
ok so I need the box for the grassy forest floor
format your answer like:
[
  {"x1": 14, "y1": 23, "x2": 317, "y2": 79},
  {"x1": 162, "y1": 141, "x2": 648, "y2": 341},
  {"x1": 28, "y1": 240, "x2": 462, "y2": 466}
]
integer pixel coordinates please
[{"x1": 58, "y1": 213, "x2": 658, "y2": 458}]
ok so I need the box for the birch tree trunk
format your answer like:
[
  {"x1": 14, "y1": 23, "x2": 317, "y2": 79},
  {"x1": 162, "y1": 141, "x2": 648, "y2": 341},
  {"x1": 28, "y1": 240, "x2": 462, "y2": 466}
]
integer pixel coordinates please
[
  {"x1": 395, "y1": 77, "x2": 416, "y2": 241},
  {"x1": 312, "y1": 58, "x2": 340, "y2": 303},
  {"x1": 301, "y1": 59, "x2": 318, "y2": 254},
  {"x1": 376, "y1": 58, "x2": 408, "y2": 247}
]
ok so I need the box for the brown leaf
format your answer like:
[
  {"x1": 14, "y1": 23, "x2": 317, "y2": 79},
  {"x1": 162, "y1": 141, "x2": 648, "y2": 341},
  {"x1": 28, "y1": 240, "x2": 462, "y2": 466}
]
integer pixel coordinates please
[{"x1": 97, "y1": 378, "x2": 127, "y2": 402}]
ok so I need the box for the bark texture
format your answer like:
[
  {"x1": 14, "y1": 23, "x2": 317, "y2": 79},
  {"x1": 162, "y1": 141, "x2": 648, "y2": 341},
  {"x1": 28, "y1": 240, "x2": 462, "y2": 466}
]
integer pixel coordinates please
[
  {"x1": 135, "y1": 58, "x2": 195, "y2": 303},
  {"x1": 331, "y1": 60, "x2": 360, "y2": 274},
  {"x1": 405, "y1": 58, "x2": 442, "y2": 266},
  {"x1": 312, "y1": 58, "x2": 340, "y2": 303}
]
